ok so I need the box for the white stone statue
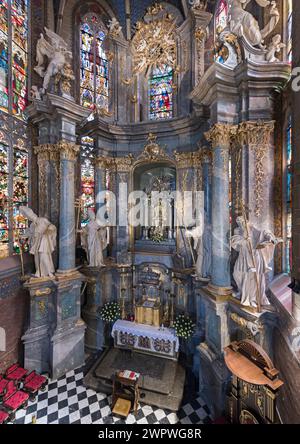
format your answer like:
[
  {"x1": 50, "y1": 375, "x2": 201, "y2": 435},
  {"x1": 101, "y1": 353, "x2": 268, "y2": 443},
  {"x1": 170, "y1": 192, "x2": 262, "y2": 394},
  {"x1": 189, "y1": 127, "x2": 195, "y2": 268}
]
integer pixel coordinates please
[
  {"x1": 20, "y1": 206, "x2": 57, "y2": 279},
  {"x1": 30, "y1": 85, "x2": 42, "y2": 101},
  {"x1": 190, "y1": 0, "x2": 207, "y2": 11},
  {"x1": 231, "y1": 216, "x2": 282, "y2": 308},
  {"x1": 228, "y1": 0, "x2": 280, "y2": 49},
  {"x1": 34, "y1": 27, "x2": 72, "y2": 94},
  {"x1": 266, "y1": 34, "x2": 285, "y2": 62},
  {"x1": 81, "y1": 209, "x2": 107, "y2": 267},
  {"x1": 187, "y1": 220, "x2": 212, "y2": 280},
  {"x1": 108, "y1": 18, "x2": 122, "y2": 37}
]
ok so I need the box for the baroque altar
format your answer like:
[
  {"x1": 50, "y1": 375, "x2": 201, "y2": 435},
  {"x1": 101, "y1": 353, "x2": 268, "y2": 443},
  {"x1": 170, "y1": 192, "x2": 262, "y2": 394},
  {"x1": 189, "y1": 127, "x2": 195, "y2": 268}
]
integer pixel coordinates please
[{"x1": 112, "y1": 320, "x2": 179, "y2": 361}]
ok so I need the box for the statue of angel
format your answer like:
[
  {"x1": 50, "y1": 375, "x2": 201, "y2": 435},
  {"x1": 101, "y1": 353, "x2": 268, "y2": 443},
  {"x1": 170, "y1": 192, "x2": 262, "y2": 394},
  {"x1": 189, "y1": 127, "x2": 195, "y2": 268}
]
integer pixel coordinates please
[
  {"x1": 266, "y1": 34, "x2": 285, "y2": 63},
  {"x1": 81, "y1": 209, "x2": 107, "y2": 268},
  {"x1": 34, "y1": 27, "x2": 72, "y2": 94},
  {"x1": 228, "y1": 0, "x2": 280, "y2": 49},
  {"x1": 108, "y1": 17, "x2": 122, "y2": 38},
  {"x1": 19, "y1": 206, "x2": 57, "y2": 278}
]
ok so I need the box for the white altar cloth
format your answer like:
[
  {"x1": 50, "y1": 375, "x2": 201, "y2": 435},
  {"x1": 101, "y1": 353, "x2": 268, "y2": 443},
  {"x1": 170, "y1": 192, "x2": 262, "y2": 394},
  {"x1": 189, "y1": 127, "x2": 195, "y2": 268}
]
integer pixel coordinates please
[{"x1": 112, "y1": 320, "x2": 179, "y2": 352}]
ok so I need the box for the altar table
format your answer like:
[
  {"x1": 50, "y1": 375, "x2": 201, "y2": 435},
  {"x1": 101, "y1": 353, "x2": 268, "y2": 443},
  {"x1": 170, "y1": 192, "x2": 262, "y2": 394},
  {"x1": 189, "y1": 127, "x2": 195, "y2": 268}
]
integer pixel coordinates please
[{"x1": 112, "y1": 320, "x2": 179, "y2": 361}]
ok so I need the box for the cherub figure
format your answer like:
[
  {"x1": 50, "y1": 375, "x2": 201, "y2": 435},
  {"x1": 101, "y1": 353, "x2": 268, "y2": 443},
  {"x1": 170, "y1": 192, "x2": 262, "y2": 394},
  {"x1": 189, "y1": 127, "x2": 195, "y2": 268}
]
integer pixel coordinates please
[
  {"x1": 108, "y1": 17, "x2": 122, "y2": 38},
  {"x1": 266, "y1": 34, "x2": 285, "y2": 63}
]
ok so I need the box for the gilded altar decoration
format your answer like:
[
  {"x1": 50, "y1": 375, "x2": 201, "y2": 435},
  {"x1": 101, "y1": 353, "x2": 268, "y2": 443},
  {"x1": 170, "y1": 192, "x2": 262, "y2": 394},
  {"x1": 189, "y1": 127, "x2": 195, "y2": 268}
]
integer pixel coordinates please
[
  {"x1": 55, "y1": 62, "x2": 75, "y2": 96},
  {"x1": 205, "y1": 123, "x2": 237, "y2": 149},
  {"x1": 58, "y1": 141, "x2": 80, "y2": 161},
  {"x1": 137, "y1": 133, "x2": 171, "y2": 162},
  {"x1": 230, "y1": 313, "x2": 260, "y2": 337},
  {"x1": 237, "y1": 121, "x2": 274, "y2": 217},
  {"x1": 131, "y1": 6, "x2": 178, "y2": 75}
]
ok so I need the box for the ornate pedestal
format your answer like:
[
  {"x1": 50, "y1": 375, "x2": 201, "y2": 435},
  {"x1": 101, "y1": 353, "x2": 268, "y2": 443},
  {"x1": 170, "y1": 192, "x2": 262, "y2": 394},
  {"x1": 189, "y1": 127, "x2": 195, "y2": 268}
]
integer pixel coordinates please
[
  {"x1": 51, "y1": 271, "x2": 86, "y2": 380},
  {"x1": 81, "y1": 266, "x2": 105, "y2": 352},
  {"x1": 22, "y1": 278, "x2": 56, "y2": 375}
]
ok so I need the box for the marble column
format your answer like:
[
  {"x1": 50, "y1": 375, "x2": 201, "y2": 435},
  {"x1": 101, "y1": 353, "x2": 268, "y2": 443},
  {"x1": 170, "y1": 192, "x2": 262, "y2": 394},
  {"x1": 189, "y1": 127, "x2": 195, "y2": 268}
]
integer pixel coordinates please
[
  {"x1": 205, "y1": 124, "x2": 235, "y2": 295},
  {"x1": 58, "y1": 142, "x2": 79, "y2": 272},
  {"x1": 201, "y1": 149, "x2": 212, "y2": 226}
]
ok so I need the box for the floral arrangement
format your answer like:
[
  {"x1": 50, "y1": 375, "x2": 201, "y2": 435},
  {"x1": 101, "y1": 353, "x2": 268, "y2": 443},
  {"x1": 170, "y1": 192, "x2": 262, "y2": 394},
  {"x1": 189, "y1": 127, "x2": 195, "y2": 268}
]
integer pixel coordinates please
[
  {"x1": 99, "y1": 302, "x2": 121, "y2": 323},
  {"x1": 174, "y1": 314, "x2": 195, "y2": 340}
]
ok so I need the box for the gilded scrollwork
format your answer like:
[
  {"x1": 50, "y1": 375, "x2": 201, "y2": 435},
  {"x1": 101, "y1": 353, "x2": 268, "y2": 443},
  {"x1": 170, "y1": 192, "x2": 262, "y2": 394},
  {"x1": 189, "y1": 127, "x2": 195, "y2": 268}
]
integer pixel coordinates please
[
  {"x1": 236, "y1": 121, "x2": 274, "y2": 217},
  {"x1": 131, "y1": 5, "x2": 178, "y2": 75},
  {"x1": 137, "y1": 133, "x2": 172, "y2": 163}
]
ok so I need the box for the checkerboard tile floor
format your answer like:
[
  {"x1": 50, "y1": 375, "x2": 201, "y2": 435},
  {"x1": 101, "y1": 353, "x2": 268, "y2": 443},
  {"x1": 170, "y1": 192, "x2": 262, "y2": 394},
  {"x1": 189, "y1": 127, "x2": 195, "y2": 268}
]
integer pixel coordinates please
[{"x1": 12, "y1": 367, "x2": 212, "y2": 425}]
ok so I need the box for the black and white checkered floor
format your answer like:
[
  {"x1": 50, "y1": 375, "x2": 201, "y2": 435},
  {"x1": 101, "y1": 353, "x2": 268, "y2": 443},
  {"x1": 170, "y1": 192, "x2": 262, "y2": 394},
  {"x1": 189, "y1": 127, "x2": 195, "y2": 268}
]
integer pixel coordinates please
[{"x1": 12, "y1": 367, "x2": 212, "y2": 425}]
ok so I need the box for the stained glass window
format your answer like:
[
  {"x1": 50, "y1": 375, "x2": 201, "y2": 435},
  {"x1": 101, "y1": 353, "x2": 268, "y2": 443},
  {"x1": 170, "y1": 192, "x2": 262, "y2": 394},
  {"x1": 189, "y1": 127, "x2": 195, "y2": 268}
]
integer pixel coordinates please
[
  {"x1": 215, "y1": 0, "x2": 228, "y2": 31},
  {"x1": 80, "y1": 137, "x2": 95, "y2": 227},
  {"x1": 149, "y1": 65, "x2": 173, "y2": 120},
  {"x1": 0, "y1": 0, "x2": 29, "y2": 119},
  {"x1": 0, "y1": 140, "x2": 29, "y2": 258},
  {"x1": 286, "y1": 116, "x2": 292, "y2": 274},
  {"x1": 80, "y1": 13, "x2": 109, "y2": 112},
  {"x1": 0, "y1": 1, "x2": 29, "y2": 260}
]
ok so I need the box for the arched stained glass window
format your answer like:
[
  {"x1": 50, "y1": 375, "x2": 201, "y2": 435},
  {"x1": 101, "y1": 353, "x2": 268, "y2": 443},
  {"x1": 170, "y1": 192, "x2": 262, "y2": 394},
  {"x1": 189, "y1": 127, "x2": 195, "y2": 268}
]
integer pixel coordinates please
[
  {"x1": 80, "y1": 136, "x2": 95, "y2": 227},
  {"x1": 215, "y1": 0, "x2": 228, "y2": 31},
  {"x1": 286, "y1": 116, "x2": 292, "y2": 273},
  {"x1": 0, "y1": 0, "x2": 29, "y2": 260},
  {"x1": 80, "y1": 13, "x2": 109, "y2": 112},
  {"x1": 149, "y1": 65, "x2": 173, "y2": 120}
]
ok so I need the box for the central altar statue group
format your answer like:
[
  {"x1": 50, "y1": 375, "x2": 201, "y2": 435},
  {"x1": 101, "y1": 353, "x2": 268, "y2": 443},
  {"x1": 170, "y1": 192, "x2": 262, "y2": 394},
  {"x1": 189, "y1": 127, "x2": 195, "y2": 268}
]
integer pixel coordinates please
[{"x1": 19, "y1": 204, "x2": 282, "y2": 311}]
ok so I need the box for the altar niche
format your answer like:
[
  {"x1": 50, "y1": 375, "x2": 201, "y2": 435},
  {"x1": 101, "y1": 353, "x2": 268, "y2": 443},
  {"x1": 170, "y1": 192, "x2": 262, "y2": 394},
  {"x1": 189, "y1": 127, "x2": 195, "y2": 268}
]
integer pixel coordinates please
[{"x1": 132, "y1": 162, "x2": 176, "y2": 253}]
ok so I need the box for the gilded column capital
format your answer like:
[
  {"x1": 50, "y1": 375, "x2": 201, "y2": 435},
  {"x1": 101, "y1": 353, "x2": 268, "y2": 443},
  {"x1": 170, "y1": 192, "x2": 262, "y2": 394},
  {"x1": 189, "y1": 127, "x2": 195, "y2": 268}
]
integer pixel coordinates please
[
  {"x1": 93, "y1": 156, "x2": 108, "y2": 170},
  {"x1": 205, "y1": 123, "x2": 237, "y2": 149},
  {"x1": 236, "y1": 120, "x2": 275, "y2": 218},
  {"x1": 115, "y1": 155, "x2": 134, "y2": 173},
  {"x1": 58, "y1": 141, "x2": 80, "y2": 161},
  {"x1": 34, "y1": 144, "x2": 60, "y2": 162},
  {"x1": 174, "y1": 151, "x2": 194, "y2": 169},
  {"x1": 236, "y1": 120, "x2": 275, "y2": 146}
]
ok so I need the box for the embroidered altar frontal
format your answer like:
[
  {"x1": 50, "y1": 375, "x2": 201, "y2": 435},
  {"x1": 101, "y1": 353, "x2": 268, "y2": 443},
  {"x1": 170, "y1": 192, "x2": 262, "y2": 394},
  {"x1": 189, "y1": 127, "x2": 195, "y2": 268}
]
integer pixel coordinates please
[{"x1": 112, "y1": 320, "x2": 179, "y2": 361}]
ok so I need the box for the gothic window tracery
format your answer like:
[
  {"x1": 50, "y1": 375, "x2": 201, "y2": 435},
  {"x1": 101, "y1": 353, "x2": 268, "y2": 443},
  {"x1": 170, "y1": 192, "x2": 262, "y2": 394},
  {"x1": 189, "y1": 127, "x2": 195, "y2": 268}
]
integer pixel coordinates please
[{"x1": 80, "y1": 13, "x2": 109, "y2": 113}]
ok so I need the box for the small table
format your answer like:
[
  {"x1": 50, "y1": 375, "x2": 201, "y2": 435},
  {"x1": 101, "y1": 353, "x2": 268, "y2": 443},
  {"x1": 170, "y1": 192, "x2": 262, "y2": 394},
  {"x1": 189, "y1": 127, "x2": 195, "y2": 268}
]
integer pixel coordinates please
[{"x1": 112, "y1": 371, "x2": 140, "y2": 417}]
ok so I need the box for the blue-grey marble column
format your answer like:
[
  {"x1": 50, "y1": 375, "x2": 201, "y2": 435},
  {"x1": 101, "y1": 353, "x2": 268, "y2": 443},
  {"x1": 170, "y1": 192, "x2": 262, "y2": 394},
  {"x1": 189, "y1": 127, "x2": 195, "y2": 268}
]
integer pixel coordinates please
[
  {"x1": 202, "y1": 153, "x2": 212, "y2": 225},
  {"x1": 205, "y1": 124, "x2": 235, "y2": 294},
  {"x1": 58, "y1": 141, "x2": 79, "y2": 272}
]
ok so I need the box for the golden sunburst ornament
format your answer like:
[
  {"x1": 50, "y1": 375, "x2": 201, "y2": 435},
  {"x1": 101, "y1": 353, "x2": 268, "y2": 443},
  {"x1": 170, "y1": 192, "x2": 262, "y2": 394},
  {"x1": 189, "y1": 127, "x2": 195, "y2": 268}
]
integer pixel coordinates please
[{"x1": 131, "y1": 5, "x2": 178, "y2": 76}]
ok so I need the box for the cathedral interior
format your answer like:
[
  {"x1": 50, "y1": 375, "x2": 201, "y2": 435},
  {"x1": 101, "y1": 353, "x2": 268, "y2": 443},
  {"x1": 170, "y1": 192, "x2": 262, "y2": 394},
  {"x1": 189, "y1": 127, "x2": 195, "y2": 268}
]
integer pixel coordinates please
[{"x1": 0, "y1": 0, "x2": 300, "y2": 426}]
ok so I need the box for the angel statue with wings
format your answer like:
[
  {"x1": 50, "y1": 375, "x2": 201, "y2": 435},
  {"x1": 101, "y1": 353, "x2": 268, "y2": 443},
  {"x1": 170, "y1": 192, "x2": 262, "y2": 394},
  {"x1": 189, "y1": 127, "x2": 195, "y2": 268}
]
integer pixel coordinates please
[{"x1": 34, "y1": 27, "x2": 73, "y2": 94}]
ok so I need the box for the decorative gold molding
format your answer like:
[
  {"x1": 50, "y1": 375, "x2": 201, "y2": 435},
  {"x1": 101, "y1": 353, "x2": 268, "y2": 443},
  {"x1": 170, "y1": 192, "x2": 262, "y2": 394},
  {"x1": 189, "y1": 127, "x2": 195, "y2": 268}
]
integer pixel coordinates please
[
  {"x1": 131, "y1": 6, "x2": 177, "y2": 75},
  {"x1": 58, "y1": 141, "x2": 80, "y2": 161},
  {"x1": 173, "y1": 151, "x2": 194, "y2": 169},
  {"x1": 137, "y1": 133, "x2": 172, "y2": 162},
  {"x1": 94, "y1": 156, "x2": 108, "y2": 170},
  {"x1": 115, "y1": 155, "x2": 134, "y2": 172},
  {"x1": 236, "y1": 121, "x2": 274, "y2": 217},
  {"x1": 34, "y1": 144, "x2": 60, "y2": 162},
  {"x1": 205, "y1": 123, "x2": 237, "y2": 149},
  {"x1": 173, "y1": 148, "x2": 212, "y2": 169}
]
